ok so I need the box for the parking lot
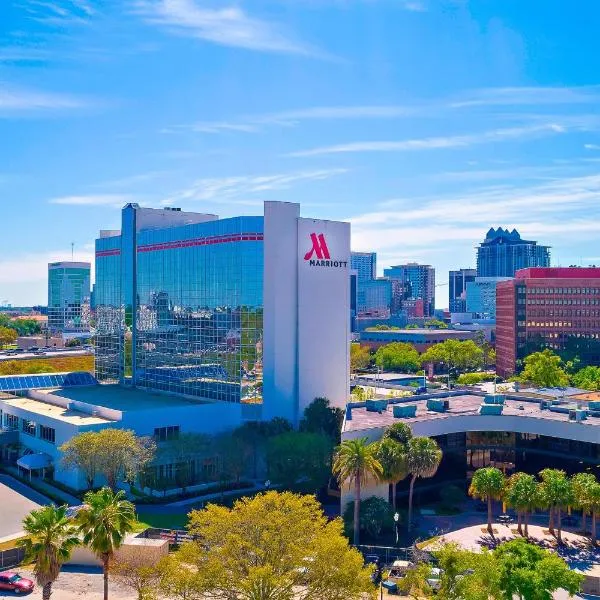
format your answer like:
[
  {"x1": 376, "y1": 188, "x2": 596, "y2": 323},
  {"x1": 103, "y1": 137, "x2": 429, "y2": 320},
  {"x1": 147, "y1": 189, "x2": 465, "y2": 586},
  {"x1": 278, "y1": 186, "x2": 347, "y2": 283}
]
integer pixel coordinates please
[{"x1": 0, "y1": 475, "x2": 48, "y2": 540}]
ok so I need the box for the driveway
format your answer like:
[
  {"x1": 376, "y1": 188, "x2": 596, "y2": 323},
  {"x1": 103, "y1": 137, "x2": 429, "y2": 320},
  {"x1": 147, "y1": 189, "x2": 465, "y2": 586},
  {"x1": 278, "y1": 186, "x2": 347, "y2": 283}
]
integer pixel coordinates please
[{"x1": 0, "y1": 475, "x2": 49, "y2": 541}]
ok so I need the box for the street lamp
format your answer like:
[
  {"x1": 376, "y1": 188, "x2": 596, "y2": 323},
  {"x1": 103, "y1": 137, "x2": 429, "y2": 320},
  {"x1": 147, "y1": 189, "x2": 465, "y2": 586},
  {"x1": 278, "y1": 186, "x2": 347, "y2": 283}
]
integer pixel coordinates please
[{"x1": 394, "y1": 512, "x2": 400, "y2": 545}]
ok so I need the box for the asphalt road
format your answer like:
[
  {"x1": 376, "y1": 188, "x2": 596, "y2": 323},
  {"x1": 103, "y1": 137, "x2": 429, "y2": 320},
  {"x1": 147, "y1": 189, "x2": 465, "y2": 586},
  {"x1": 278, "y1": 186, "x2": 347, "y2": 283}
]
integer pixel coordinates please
[
  {"x1": 0, "y1": 475, "x2": 49, "y2": 540},
  {"x1": 0, "y1": 350, "x2": 92, "y2": 362}
]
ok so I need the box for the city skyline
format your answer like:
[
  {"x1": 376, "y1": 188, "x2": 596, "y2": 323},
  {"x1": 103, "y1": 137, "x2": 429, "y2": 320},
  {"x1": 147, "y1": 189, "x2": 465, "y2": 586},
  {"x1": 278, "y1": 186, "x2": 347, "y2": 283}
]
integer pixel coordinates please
[{"x1": 3, "y1": 0, "x2": 600, "y2": 305}]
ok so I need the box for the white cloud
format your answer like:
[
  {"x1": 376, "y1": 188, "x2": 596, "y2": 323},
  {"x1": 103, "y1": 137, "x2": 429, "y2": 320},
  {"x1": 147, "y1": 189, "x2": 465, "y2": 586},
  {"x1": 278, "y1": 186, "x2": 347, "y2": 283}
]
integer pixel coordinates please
[
  {"x1": 49, "y1": 194, "x2": 136, "y2": 206},
  {"x1": 288, "y1": 123, "x2": 565, "y2": 157},
  {"x1": 17, "y1": 0, "x2": 95, "y2": 25},
  {"x1": 0, "y1": 84, "x2": 94, "y2": 113},
  {"x1": 133, "y1": 0, "x2": 313, "y2": 54},
  {"x1": 450, "y1": 86, "x2": 600, "y2": 108},
  {"x1": 161, "y1": 168, "x2": 348, "y2": 205},
  {"x1": 584, "y1": 143, "x2": 600, "y2": 150}
]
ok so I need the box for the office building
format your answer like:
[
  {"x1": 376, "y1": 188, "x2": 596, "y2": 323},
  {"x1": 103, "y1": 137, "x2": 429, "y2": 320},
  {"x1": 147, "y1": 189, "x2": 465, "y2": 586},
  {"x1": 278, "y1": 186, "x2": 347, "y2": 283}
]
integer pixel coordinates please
[
  {"x1": 359, "y1": 328, "x2": 477, "y2": 351},
  {"x1": 351, "y1": 252, "x2": 377, "y2": 282},
  {"x1": 95, "y1": 201, "x2": 350, "y2": 423},
  {"x1": 356, "y1": 278, "x2": 392, "y2": 316},
  {"x1": 496, "y1": 267, "x2": 600, "y2": 377},
  {"x1": 465, "y1": 276, "x2": 512, "y2": 319},
  {"x1": 449, "y1": 268, "x2": 476, "y2": 313},
  {"x1": 383, "y1": 263, "x2": 435, "y2": 317},
  {"x1": 476, "y1": 228, "x2": 550, "y2": 277},
  {"x1": 47, "y1": 262, "x2": 91, "y2": 334}
]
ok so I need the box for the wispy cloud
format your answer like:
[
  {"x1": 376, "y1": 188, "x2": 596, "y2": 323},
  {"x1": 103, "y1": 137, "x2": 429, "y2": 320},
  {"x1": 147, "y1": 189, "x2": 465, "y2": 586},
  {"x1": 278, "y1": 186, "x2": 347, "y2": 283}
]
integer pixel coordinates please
[
  {"x1": 49, "y1": 194, "x2": 136, "y2": 207},
  {"x1": 133, "y1": 0, "x2": 314, "y2": 54},
  {"x1": 17, "y1": 0, "x2": 95, "y2": 26},
  {"x1": 161, "y1": 168, "x2": 348, "y2": 205},
  {"x1": 584, "y1": 143, "x2": 600, "y2": 150},
  {"x1": 0, "y1": 84, "x2": 95, "y2": 113},
  {"x1": 288, "y1": 123, "x2": 566, "y2": 157}
]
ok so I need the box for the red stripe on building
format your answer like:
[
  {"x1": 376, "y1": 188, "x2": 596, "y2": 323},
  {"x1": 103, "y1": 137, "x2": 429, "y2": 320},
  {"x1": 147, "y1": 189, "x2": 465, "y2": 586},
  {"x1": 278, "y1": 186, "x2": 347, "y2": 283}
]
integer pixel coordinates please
[
  {"x1": 95, "y1": 249, "x2": 121, "y2": 258},
  {"x1": 137, "y1": 233, "x2": 263, "y2": 253}
]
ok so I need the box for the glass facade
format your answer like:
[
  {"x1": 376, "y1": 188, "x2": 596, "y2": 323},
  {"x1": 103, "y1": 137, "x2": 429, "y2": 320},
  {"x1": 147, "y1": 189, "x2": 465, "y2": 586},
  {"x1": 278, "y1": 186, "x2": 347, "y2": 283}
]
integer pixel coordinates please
[
  {"x1": 47, "y1": 262, "x2": 91, "y2": 333},
  {"x1": 95, "y1": 206, "x2": 264, "y2": 404},
  {"x1": 350, "y1": 252, "x2": 376, "y2": 282},
  {"x1": 383, "y1": 263, "x2": 435, "y2": 317}
]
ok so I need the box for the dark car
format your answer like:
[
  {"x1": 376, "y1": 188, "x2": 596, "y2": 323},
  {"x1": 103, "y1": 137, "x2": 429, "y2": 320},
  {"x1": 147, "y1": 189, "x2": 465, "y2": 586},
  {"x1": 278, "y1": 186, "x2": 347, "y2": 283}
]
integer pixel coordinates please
[
  {"x1": 414, "y1": 386, "x2": 427, "y2": 395},
  {"x1": 0, "y1": 571, "x2": 35, "y2": 593}
]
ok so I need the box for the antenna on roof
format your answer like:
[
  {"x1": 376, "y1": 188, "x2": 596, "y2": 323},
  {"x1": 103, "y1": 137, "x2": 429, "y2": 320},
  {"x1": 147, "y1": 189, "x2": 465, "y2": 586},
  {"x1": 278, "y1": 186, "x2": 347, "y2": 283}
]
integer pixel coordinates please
[{"x1": 71, "y1": 242, "x2": 74, "y2": 261}]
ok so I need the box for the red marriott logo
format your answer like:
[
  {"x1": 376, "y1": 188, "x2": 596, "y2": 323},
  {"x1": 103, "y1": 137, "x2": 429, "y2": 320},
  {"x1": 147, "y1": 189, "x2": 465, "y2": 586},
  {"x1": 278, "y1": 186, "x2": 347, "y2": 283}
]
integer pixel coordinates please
[{"x1": 303, "y1": 233, "x2": 348, "y2": 268}]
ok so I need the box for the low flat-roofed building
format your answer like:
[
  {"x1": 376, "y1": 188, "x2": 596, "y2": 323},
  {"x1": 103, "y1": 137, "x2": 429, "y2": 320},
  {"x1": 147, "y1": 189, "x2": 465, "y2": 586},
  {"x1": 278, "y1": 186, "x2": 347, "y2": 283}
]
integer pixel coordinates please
[
  {"x1": 358, "y1": 328, "x2": 477, "y2": 351},
  {"x1": 341, "y1": 391, "x2": 600, "y2": 508}
]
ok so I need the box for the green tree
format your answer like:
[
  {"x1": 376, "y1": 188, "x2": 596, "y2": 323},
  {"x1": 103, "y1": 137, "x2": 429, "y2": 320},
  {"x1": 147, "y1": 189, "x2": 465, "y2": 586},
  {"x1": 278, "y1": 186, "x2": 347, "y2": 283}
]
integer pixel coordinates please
[
  {"x1": 170, "y1": 491, "x2": 375, "y2": 600},
  {"x1": 77, "y1": 487, "x2": 137, "y2": 600},
  {"x1": 376, "y1": 437, "x2": 407, "y2": 509},
  {"x1": 156, "y1": 432, "x2": 211, "y2": 491},
  {"x1": 333, "y1": 438, "x2": 383, "y2": 545},
  {"x1": 0, "y1": 325, "x2": 17, "y2": 348},
  {"x1": 571, "y1": 472, "x2": 597, "y2": 536},
  {"x1": 424, "y1": 318, "x2": 448, "y2": 329},
  {"x1": 60, "y1": 430, "x2": 102, "y2": 489},
  {"x1": 406, "y1": 437, "x2": 443, "y2": 531},
  {"x1": 113, "y1": 556, "x2": 160, "y2": 600},
  {"x1": 95, "y1": 429, "x2": 156, "y2": 490},
  {"x1": 343, "y1": 496, "x2": 395, "y2": 540},
  {"x1": 383, "y1": 422, "x2": 413, "y2": 446},
  {"x1": 267, "y1": 431, "x2": 333, "y2": 493},
  {"x1": 589, "y1": 481, "x2": 600, "y2": 545},
  {"x1": 374, "y1": 342, "x2": 420, "y2": 372},
  {"x1": 518, "y1": 349, "x2": 569, "y2": 388},
  {"x1": 538, "y1": 468, "x2": 573, "y2": 544},
  {"x1": 494, "y1": 538, "x2": 583, "y2": 600},
  {"x1": 350, "y1": 343, "x2": 372, "y2": 372},
  {"x1": 214, "y1": 432, "x2": 251, "y2": 486},
  {"x1": 572, "y1": 365, "x2": 600, "y2": 390},
  {"x1": 468, "y1": 467, "x2": 505, "y2": 535},
  {"x1": 158, "y1": 554, "x2": 203, "y2": 600},
  {"x1": 503, "y1": 472, "x2": 539, "y2": 537},
  {"x1": 300, "y1": 397, "x2": 344, "y2": 442},
  {"x1": 20, "y1": 505, "x2": 80, "y2": 600},
  {"x1": 420, "y1": 339, "x2": 484, "y2": 376}
]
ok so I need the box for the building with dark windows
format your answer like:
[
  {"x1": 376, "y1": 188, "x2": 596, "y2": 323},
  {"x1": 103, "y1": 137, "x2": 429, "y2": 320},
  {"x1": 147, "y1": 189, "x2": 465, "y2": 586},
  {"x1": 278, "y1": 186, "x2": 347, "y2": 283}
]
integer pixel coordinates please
[
  {"x1": 351, "y1": 252, "x2": 377, "y2": 282},
  {"x1": 47, "y1": 262, "x2": 91, "y2": 335},
  {"x1": 476, "y1": 228, "x2": 550, "y2": 277},
  {"x1": 465, "y1": 276, "x2": 512, "y2": 319},
  {"x1": 449, "y1": 268, "x2": 476, "y2": 313},
  {"x1": 340, "y1": 391, "x2": 600, "y2": 508},
  {"x1": 356, "y1": 279, "x2": 392, "y2": 317},
  {"x1": 496, "y1": 267, "x2": 600, "y2": 377},
  {"x1": 383, "y1": 263, "x2": 435, "y2": 317}
]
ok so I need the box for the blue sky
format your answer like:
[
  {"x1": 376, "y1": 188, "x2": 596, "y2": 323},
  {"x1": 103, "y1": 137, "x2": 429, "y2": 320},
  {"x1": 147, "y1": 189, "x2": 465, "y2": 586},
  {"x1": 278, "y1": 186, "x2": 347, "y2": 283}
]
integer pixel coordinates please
[{"x1": 2, "y1": 0, "x2": 600, "y2": 307}]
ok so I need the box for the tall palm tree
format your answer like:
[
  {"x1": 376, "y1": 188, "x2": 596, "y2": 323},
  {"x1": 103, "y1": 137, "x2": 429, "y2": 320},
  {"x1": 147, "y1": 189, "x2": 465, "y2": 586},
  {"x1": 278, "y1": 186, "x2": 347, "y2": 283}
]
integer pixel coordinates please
[
  {"x1": 572, "y1": 473, "x2": 597, "y2": 535},
  {"x1": 503, "y1": 472, "x2": 538, "y2": 537},
  {"x1": 383, "y1": 422, "x2": 413, "y2": 446},
  {"x1": 538, "y1": 468, "x2": 573, "y2": 544},
  {"x1": 20, "y1": 505, "x2": 80, "y2": 600},
  {"x1": 333, "y1": 438, "x2": 383, "y2": 545},
  {"x1": 376, "y1": 437, "x2": 407, "y2": 510},
  {"x1": 468, "y1": 467, "x2": 505, "y2": 536},
  {"x1": 77, "y1": 487, "x2": 137, "y2": 600},
  {"x1": 406, "y1": 437, "x2": 442, "y2": 531}
]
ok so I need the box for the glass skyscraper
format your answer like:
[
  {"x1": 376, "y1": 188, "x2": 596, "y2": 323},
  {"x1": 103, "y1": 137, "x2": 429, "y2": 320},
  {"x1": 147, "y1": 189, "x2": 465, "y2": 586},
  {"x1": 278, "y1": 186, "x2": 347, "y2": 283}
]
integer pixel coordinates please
[
  {"x1": 95, "y1": 205, "x2": 264, "y2": 404},
  {"x1": 383, "y1": 263, "x2": 436, "y2": 317},
  {"x1": 47, "y1": 262, "x2": 91, "y2": 333},
  {"x1": 449, "y1": 268, "x2": 476, "y2": 313},
  {"x1": 351, "y1": 252, "x2": 377, "y2": 282},
  {"x1": 476, "y1": 228, "x2": 550, "y2": 277}
]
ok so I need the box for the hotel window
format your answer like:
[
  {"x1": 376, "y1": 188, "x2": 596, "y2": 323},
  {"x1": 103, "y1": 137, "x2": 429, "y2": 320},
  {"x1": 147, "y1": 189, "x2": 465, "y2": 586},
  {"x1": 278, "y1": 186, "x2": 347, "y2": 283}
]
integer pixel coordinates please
[
  {"x1": 154, "y1": 425, "x2": 180, "y2": 442},
  {"x1": 22, "y1": 418, "x2": 36, "y2": 436},
  {"x1": 4, "y1": 413, "x2": 18, "y2": 430},
  {"x1": 39, "y1": 425, "x2": 55, "y2": 444}
]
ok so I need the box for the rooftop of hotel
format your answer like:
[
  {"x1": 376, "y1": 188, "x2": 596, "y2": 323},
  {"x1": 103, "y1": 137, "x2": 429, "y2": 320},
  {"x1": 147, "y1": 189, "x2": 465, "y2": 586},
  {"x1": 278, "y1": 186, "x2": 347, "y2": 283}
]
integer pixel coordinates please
[
  {"x1": 343, "y1": 392, "x2": 600, "y2": 434},
  {"x1": 44, "y1": 384, "x2": 209, "y2": 411}
]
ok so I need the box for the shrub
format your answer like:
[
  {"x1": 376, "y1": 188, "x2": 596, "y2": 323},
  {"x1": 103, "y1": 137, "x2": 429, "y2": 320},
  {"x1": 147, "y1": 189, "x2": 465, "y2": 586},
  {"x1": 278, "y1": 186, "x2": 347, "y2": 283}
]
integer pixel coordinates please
[
  {"x1": 457, "y1": 372, "x2": 494, "y2": 385},
  {"x1": 343, "y1": 496, "x2": 395, "y2": 539}
]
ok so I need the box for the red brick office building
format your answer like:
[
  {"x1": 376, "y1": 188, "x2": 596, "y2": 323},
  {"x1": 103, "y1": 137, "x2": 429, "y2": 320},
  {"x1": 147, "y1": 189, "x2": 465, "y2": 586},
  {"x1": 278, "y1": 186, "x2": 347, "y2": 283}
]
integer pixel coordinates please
[{"x1": 496, "y1": 267, "x2": 600, "y2": 377}]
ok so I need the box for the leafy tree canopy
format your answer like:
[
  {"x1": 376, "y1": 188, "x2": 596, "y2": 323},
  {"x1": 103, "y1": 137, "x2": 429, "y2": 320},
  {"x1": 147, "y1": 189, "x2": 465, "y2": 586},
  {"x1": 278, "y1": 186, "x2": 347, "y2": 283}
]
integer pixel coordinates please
[
  {"x1": 518, "y1": 349, "x2": 569, "y2": 388},
  {"x1": 374, "y1": 342, "x2": 420, "y2": 372},
  {"x1": 300, "y1": 397, "x2": 343, "y2": 442},
  {"x1": 420, "y1": 339, "x2": 484, "y2": 374},
  {"x1": 350, "y1": 343, "x2": 372, "y2": 372},
  {"x1": 571, "y1": 365, "x2": 600, "y2": 390}
]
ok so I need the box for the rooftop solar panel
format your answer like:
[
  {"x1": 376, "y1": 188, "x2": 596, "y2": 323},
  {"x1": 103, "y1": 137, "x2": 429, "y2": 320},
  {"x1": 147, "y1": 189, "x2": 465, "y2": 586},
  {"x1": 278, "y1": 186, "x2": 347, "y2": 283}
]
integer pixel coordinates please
[{"x1": 0, "y1": 372, "x2": 97, "y2": 392}]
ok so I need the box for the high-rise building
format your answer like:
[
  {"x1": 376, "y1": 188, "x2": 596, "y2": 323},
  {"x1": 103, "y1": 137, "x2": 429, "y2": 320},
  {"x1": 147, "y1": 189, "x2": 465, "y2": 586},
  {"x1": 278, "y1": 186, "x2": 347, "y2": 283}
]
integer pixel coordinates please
[
  {"x1": 47, "y1": 262, "x2": 91, "y2": 334},
  {"x1": 496, "y1": 268, "x2": 600, "y2": 377},
  {"x1": 95, "y1": 202, "x2": 350, "y2": 424},
  {"x1": 465, "y1": 277, "x2": 512, "y2": 319},
  {"x1": 356, "y1": 279, "x2": 392, "y2": 316},
  {"x1": 476, "y1": 228, "x2": 550, "y2": 277},
  {"x1": 383, "y1": 263, "x2": 435, "y2": 317},
  {"x1": 449, "y1": 268, "x2": 476, "y2": 313},
  {"x1": 351, "y1": 252, "x2": 377, "y2": 282}
]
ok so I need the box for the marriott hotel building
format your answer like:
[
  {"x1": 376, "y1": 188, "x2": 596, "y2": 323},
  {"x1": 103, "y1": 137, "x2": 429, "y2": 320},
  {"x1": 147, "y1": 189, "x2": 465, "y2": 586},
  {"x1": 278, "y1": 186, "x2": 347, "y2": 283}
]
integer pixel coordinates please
[{"x1": 94, "y1": 201, "x2": 351, "y2": 426}]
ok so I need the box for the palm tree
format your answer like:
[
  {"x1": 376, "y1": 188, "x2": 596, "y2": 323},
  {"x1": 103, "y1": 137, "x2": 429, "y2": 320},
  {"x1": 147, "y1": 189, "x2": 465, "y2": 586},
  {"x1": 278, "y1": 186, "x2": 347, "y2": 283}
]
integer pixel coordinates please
[
  {"x1": 572, "y1": 473, "x2": 597, "y2": 535},
  {"x1": 383, "y1": 422, "x2": 413, "y2": 446},
  {"x1": 406, "y1": 437, "x2": 442, "y2": 531},
  {"x1": 20, "y1": 505, "x2": 80, "y2": 600},
  {"x1": 77, "y1": 487, "x2": 137, "y2": 600},
  {"x1": 468, "y1": 467, "x2": 505, "y2": 535},
  {"x1": 333, "y1": 438, "x2": 383, "y2": 545},
  {"x1": 376, "y1": 437, "x2": 407, "y2": 510},
  {"x1": 538, "y1": 468, "x2": 573, "y2": 544},
  {"x1": 590, "y1": 482, "x2": 600, "y2": 546},
  {"x1": 504, "y1": 472, "x2": 539, "y2": 537}
]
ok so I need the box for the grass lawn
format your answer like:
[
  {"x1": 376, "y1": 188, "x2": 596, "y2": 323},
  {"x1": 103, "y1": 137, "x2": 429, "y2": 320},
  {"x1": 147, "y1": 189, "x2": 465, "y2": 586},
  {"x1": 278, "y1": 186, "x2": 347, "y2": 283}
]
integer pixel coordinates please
[{"x1": 135, "y1": 512, "x2": 190, "y2": 530}]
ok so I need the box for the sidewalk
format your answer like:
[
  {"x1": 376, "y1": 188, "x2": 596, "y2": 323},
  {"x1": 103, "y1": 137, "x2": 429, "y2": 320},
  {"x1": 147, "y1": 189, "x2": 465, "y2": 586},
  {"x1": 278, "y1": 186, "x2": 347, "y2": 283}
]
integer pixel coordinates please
[{"x1": 2, "y1": 467, "x2": 80, "y2": 506}]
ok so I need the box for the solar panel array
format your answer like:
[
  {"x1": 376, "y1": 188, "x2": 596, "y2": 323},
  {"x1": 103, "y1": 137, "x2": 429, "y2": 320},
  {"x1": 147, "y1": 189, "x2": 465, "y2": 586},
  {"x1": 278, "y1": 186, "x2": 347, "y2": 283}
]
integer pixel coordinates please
[{"x1": 0, "y1": 372, "x2": 97, "y2": 392}]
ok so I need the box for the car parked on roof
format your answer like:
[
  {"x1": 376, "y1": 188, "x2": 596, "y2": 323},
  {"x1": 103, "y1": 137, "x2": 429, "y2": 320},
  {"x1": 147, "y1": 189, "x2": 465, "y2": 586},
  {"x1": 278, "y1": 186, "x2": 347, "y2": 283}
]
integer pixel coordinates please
[{"x1": 0, "y1": 571, "x2": 35, "y2": 594}]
